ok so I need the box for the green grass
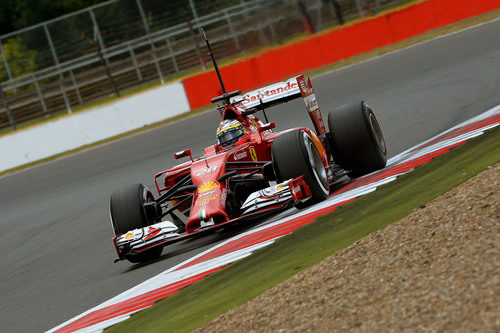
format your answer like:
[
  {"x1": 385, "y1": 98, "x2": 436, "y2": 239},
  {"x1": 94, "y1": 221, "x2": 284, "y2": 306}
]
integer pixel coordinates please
[{"x1": 107, "y1": 126, "x2": 499, "y2": 333}]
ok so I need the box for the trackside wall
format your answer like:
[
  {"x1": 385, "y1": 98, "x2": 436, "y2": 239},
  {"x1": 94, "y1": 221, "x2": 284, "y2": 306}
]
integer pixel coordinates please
[
  {"x1": 182, "y1": 0, "x2": 500, "y2": 110},
  {"x1": 0, "y1": 82, "x2": 189, "y2": 173},
  {"x1": 2, "y1": 0, "x2": 499, "y2": 174}
]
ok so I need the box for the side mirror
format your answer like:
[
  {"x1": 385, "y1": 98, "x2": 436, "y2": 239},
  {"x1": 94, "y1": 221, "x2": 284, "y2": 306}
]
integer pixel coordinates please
[
  {"x1": 259, "y1": 121, "x2": 275, "y2": 132},
  {"x1": 174, "y1": 149, "x2": 193, "y2": 161}
]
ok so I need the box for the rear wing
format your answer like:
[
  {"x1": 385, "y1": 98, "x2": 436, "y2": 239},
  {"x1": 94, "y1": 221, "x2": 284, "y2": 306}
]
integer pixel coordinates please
[
  {"x1": 231, "y1": 75, "x2": 327, "y2": 136},
  {"x1": 230, "y1": 76, "x2": 302, "y2": 110}
]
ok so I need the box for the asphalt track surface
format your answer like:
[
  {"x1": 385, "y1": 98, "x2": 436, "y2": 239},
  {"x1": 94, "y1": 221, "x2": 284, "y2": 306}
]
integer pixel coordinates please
[{"x1": 1, "y1": 19, "x2": 499, "y2": 332}]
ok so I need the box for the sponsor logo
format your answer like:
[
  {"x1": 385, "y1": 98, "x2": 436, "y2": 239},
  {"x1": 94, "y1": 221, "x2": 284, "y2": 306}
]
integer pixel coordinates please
[
  {"x1": 197, "y1": 181, "x2": 218, "y2": 194},
  {"x1": 196, "y1": 196, "x2": 216, "y2": 206},
  {"x1": 125, "y1": 233, "x2": 133, "y2": 240},
  {"x1": 144, "y1": 227, "x2": 161, "y2": 240},
  {"x1": 196, "y1": 165, "x2": 218, "y2": 176},
  {"x1": 249, "y1": 147, "x2": 257, "y2": 162},
  {"x1": 298, "y1": 77, "x2": 309, "y2": 94},
  {"x1": 292, "y1": 186, "x2": 301, "y2": 195},
  {"x1": 303, "y1": 94, "x2": 318, "y2": 110},
  {"x1": 199, "y1": 209, "x2": 207, "y2": 220},
  {"x1": 251, "y1": 119, "x2": 260, "y2": 132},
  {"x1": 237, "y1": 82, "x2": 299, "y2": 105},
  {"x1": 220, "y1": 188, "x2": 227, "y2": 206},
  {"x1": 262, "y1": 188, "x2": 273, "y2": 196},
  {"x1": 233, "y1": 151, "x2": 247, "y2": 160}
]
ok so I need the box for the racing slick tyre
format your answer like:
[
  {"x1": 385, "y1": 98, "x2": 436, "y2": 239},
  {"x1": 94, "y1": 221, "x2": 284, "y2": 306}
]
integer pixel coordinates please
[
  {"x1": 110, "y1": 183, "x2": 163, "y2": 263},
  {"x1": 272, "y1": 130, "x2": 329, "y2": 207},
  {"x1": 328, "y1": 101, "x2": 387, "y2": 178}
]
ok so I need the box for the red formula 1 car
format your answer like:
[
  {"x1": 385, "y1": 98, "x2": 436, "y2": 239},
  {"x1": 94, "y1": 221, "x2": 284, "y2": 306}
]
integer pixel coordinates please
[{"x1": 110, "y1": 32, "x2": 387, "y2": 263}]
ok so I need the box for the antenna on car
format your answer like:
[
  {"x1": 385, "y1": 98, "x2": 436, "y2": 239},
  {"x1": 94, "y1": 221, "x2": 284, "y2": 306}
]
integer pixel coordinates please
[{"x1": 202, "y1": 28, "x2": 241, "y2": 106}]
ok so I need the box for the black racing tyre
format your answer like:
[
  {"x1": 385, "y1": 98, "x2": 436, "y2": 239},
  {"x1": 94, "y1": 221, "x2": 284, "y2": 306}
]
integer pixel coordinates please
[
  {"x1": 328, "y1": 101, "x2": 387, "y2": 177},
  {"x1": 110, "y1": 183, "x2": 162, "y2": 263},
  {"x1": 272, "y1": 130, "x2": 329, "y2": 207},
  {"x1": 110, "y1": 183, "x2": 154, "y2": 235}
]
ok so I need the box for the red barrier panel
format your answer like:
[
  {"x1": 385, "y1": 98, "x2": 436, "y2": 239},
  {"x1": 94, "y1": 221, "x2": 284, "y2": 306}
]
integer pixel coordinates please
[{"x1": 183, "y1": 0, "x2": 500, "y2": 110}]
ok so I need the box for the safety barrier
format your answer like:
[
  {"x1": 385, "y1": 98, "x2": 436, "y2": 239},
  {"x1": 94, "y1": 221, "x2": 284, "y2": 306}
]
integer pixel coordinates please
[
  {"x1": 0, "y1": 81, "x2": 189, "y2": 173},
  {"x1": 2, "y1": 0, "x2": 498, "y2": 174},
  {"x1": 183, "y1": 0, "x2": 500, "y2": 110}
]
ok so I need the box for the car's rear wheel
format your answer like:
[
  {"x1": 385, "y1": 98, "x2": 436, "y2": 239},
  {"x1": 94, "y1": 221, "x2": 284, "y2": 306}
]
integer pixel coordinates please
[
  {"x1": 272, "y1": 130, "x2": 329, "y2": 207},
  {"x1": 110, "y1": 183, "x2": 163, "y2": 263},
  {"x1": 328, "y1": 101, "x2": 387, "y2": 177}
]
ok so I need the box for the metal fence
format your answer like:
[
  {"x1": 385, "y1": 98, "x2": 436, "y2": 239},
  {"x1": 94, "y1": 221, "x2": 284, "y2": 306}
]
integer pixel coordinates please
[{"x1": 0, "y1": 0, "x2": 405, "y2": 130}]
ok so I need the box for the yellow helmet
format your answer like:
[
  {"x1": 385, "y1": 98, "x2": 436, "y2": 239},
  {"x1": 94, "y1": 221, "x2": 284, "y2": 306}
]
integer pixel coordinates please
[{"x1": 217, "y1": 120, "x2": 245, "y2": 147}]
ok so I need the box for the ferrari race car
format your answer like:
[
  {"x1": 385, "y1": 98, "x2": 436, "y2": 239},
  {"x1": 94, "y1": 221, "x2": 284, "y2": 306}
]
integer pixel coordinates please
[{"x1": 110, "y1": 32, "x2": 387, "y2": 263}]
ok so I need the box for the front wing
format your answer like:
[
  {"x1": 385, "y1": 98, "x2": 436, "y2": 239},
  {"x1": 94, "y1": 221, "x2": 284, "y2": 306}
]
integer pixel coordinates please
[{"x1": 113, "y1": 177, "x2": 311, "y2": 262}]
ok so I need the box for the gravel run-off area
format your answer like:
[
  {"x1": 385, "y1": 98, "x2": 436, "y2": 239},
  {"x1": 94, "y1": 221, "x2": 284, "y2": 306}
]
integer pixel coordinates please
[{"x1": 197, "y1": 164, "x2": 499, "y2": 332}]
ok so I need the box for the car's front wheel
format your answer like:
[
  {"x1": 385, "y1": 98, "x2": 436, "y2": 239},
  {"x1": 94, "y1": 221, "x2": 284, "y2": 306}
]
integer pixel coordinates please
[
  {"x1": 272, "y1": 130, "x2": 329, "y2": 207},
  {"x1": 110, "y1": 183, "x2": 163, "y2": 263}
]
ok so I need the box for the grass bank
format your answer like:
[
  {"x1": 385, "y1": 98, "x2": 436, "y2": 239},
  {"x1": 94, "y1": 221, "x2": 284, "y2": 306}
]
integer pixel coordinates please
[{"x1": 108, "y1": 125, "x2": 499, "y2": 332}]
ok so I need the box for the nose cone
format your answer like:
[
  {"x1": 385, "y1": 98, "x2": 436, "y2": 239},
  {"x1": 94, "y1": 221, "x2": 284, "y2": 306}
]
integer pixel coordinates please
[{"x1": 186, "y1": 180, "x2": 228, "y2": 233}]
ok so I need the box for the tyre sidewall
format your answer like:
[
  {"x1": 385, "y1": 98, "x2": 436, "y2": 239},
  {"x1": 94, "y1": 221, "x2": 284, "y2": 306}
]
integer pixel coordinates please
[
  {"x1": 328, "y1": 101, "x2": 387, "y2": 177},
  {"x1": 272, "y1": 130, "x2": 329, "y2": 203},
  {"x1": 110, "y1": 183, "x2": 153, "y2": 235}
]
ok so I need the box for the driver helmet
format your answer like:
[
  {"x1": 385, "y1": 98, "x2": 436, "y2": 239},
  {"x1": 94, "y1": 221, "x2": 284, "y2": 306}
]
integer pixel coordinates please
[{"x1": 217, "y1": 120, "x2": 246, "y2": 147}]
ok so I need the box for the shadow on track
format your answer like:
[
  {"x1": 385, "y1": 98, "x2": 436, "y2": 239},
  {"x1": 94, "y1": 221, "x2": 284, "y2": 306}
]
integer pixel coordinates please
[{"x1": 122, "y1": 208, "x2": 299, "y2": 273}]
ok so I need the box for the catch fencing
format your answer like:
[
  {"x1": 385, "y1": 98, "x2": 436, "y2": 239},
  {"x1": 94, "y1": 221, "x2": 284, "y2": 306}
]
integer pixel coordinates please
[{"x1": 0, "y1": 0, "x2": 403, "y2": 130}]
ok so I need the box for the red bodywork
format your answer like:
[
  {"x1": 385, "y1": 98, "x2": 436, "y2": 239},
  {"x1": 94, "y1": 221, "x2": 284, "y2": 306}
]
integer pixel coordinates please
[
  {"x1": 113, "y1": 75, "x2": 333, "y2": 262},
  {"x1": 154, "y1": 78, "x2": 329, "y2": 234}
]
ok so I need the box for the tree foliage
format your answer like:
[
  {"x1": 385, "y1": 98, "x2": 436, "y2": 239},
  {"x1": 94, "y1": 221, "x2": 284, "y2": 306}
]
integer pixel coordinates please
[
  {"x1": 1, "y1": 0, "x2": 107, "y2": 36},
  {"x1": 1, "y1": 0, "x2": 245, "y2": 36},
  {"x1": 0, "y1": 0, "x2": 245, "y2": 80},
  {"x1": 0, "y1": 37, "x2": 36, "y2": 81}
]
